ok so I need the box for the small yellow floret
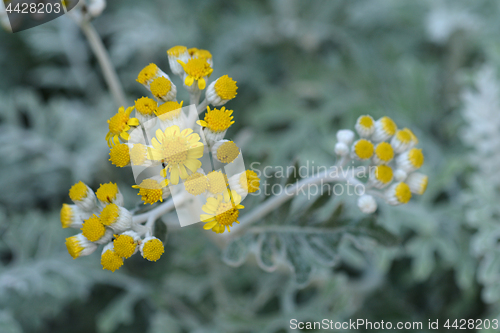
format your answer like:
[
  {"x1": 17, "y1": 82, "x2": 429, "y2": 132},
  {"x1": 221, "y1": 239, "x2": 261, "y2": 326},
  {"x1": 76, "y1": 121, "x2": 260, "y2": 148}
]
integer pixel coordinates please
[
  {"x1": 167, "y1": 45, "x2": 188, "y2": 57},
  {"x1": 142, "y1": 238, "x2": 164, "y2": 262},
  {"x1": 101, "y1": 249, "x2": 124, "y2": 272},
  {"x1": 132, "y1": 179, "x2": 167, "y2": 205},
  {"x1": 404, "y1": 127, "x2": 418, "y2": 144},
  {"x1": 240, "y1": 170, "x2": 260, "y2": 193},
  {"x1": 69, "y1": 181, "x2": 87, "y2": 201},
  {"x1": 420, "y1": 176, "x2": 429, "y2": 195},
  {"x1": 198, "y1": 106, "x2": 234, "y2": 132},
  {"x1": 60, "y1": 204, "x2": 73, "y2": 228},
  {"x1": 380, "y1": 116, "x2": 397, "y2": 135},
  {"x1": 178, "y1": 58, "x2": 213, "y2": 89},
  {"x1": 155, "y1": 101, "x2": 183, "y2": 121},
  {"x1": 193, "y1": 49, "x2": 212, "y2": 61},
  {"x1": 109, "y1": 143, "x2": 130, "y2": 167},
  {"x1": 135, "y1": 97, "x2": 157, "y2": 116},
  {"x1": 395, "y1": 129, "x2": 412, "y2": 144},
  {"x1": 375, "y1": 142, "x2": 394, "y2": 162},
  {"x1": 150, "y1": 77, "x2": 171, "y2": 99},
  {"x1": 100, "y1": 203, "x2": 120, "y2": 226},
  {"x1": 184, "y1": 172, "x2": 208, "y2": 196},
  {"x1": 215, "y1": 202, "x2": 240, "y2": 227},
  {"x1": 96, "y1": 183, "x2": 119, "y2": 204},
  {"x1": 408, "y1": 148, "x2": 424, "y2": 168},
  {"x1": 130, "y1": 144, "x2": 147, "y2": 166},
  {"x1": 113, "y1": 234, "x2": 137, "y2": 258},
  {"x1": 395, "y1": 182, "x2": 412, "y2": 204},
  {"x1": 214, "y1": 75, "x2": 238, "y2": 100},
  {"x1": 137, "y1": 63, "x2": 158, "y2": 84},
  {"x1": 354, "y1": 139, "x2": 374, "y2": 159},
  {"x1": 375, "y1": 165, "x2": 393, "y2": 184},
  {"x1": 217, "y1": 141, "x2": 240, "y2": 163},
  {"x1": 359, "y1": 116, "x2": 374, "y2": 128},
  {"x1": 65, "y1": 236, "x2": 83, "y2": 259},
  {"x1": 207, "y1": 171, "x2": 227, "y2": 194},
  {"x1": 81, "y1": 214, "x2": 105, "y2": 242}
]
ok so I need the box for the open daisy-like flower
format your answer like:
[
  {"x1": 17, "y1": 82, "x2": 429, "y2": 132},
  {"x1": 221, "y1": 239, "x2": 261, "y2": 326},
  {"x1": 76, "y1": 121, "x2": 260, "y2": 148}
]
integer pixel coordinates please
[
  {"x1": 147, "y1": 125, "x2": 204, "y2": 185},
  {"x1": 177, "y1": 57, "x2": 213, "y2": 90},
  {"x1": 201, "y1": 190, "x2": 244, "y2": 234},
  {"x1": 105, "y1": 106, "x2": 140, "y2": 147}
]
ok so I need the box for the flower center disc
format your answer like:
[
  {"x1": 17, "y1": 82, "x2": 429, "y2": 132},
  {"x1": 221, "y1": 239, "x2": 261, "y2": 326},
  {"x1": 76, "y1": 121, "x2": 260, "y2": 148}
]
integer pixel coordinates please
[
  {"x1": 163, "y1": 138, "x2": 188, "y2": 164},
  {"x1": 109, "y1": 113, "x2": 128, "y2": 134},
  {"x1": 215, "y1": 203, "x2": 239, "y2": 226}
]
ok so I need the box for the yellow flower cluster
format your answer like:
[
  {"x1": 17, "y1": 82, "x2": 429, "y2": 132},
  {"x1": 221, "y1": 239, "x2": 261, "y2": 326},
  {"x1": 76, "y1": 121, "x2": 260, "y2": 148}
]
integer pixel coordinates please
[
  {"x1": 61, "y1": 181, "x2": 165, "y2": 272},
  {"x1": 60, "y1": 45, "x2": 260, "y2": 273},
  {"x1": 336, "y1": 115, "x2": 427, "y2": 212}
]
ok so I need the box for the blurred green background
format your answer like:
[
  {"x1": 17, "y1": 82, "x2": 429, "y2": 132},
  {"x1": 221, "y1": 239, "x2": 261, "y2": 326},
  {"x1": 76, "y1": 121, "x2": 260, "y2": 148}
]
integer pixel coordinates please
[{"x1": 1, "y1": 0, "x2": 500, "y2": 332}]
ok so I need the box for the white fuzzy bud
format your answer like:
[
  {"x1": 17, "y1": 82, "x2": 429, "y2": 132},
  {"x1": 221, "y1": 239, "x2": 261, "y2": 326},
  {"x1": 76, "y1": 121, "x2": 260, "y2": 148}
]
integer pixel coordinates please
[
  {"x1": 334, "y1": 142, "x2": 349, "y2": 156},
  {"x1": 357, "y1": 195, "x2": 377, "y2": 214},
  {"x1": 336, "y1": 129, "x2": 355, "y2": 145}
]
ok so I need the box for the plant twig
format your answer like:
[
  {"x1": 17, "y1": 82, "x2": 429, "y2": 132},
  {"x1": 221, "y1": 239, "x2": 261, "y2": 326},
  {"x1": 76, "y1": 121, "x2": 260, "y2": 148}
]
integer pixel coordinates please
[
  {"x1": 78, "y1": 19, "x2": 127, "y2": 108},
  {"x1": 229, "y1": 167, "x2": 363, "y2": 239}
]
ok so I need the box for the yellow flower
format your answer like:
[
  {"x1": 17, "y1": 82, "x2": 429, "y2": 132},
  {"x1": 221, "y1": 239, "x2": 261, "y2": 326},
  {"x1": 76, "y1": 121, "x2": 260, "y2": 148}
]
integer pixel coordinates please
[
  {"x1": 201, "y1": 190, "x2": 244, "y2": 234},
  {"x1": 406, "y1": 172, "x2": 428, "y2": 195},
  {"x1": 397, "y1": 148, "x2": 424, "y2": 173},
  {"x1": 147, "y1": 125, "x2": 204, "y2": 185},
  {"x1": 113, "y1": 231, "x2": 140, "y2": 258},
  {"x1": 96, "y1": 182, "x2": 123, "y2": 206},
  {"x1": 140, "y1": 236, "x2": 164, "y2": 262},
  {"x1": 101, "y1": 244, "x2": 124, "y2": 272},
  {"x1": 68, "y1": 181, "x2": 96, "y2": 211},
  {"x1": 81, "y1": 214, "x2": 106, "y2": 242},
  {"x1": 385, "y1": 182, "x2": 412, "y2": 205},
  {"x1": 135, "y1": 97, "x2": 157, "y2": 116},
  {"x1": 187, "y1": 47, "x2": 199, "y2": 56},
  {"x1": 109, "y1": 143, "x2": 130, "y2": 167},
  {"x1": 105, "y1": 106, "x2": 140, "y2": 147},
  {"x1": 155, "y1": 101, "x2": 184, "y2": 123},
  {"x1": 150, "y1": 77, "x2": 172, "y2": 100},
  {"x1": 229, "y1": 170, "x2": 260, "y2": 196},
  {"x1": 65, "y1": 234, "x2": 97, "y2": 259},
  {"x1": 355, "y1": 115, "x2": 375, "y2": 138},
  {"x1": 130, "y1": 143, "x2": 148, "y2": 166},
  {"x1": 352, "y1": 139, "x2": 374, "y2": 160},
  {"x1": 240, "y1": 170, "x2": 260, "y2": 193},
  {"x1": 137, "y1": 63, "x2": 158, "y2": 85},
  {"x1": 191, "y1": 49, "x2": 213, "y2": 66},
  {"x1": 213, "y1": 140, "x2": 240, "y2": 163},
  {"x1": 177, "y1": 58, "x2": 213, "y2": 90},
  {"x1": 197, "y1": 106, "x2": 234, "y2": 132},
  {"x1": 60, "y1": 204, "x2": 80, "y2": 229},
  {"x1": 184, "y1": 172, "x2": 208, "y2": 196},
  {"x1": 207, "y1": 75, "x2": 237, "y2": 106},
  {"x1": 373, "y1": 142, "x2": 394, "y2": 165},
  {"x1": 100, "y1": 203, "x2": 132, "y2": 232},
  {"x1": 207, "y1": 170, "x2": 228, "y2": 195},
  {"x1": 372, "y1": 116, "x2": 397, "y2": 142},
  {"x1": 369, "y1": 165, "x2": 394, "y2": 189},
  {"x1": 167, "y1": 46, "x2": 190, "y2": 76},
  {"x1": 132, "y1": 177, "x2": 169, "y2": 205}
]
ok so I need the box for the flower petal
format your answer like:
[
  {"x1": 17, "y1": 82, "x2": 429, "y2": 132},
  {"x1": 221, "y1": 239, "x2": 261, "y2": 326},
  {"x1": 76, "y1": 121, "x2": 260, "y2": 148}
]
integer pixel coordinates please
[
  {"x1": 128, "y1": 118, "x2": 140, "y2": 126},
  {"x1": 170, "y1": 167, "x2": 179, "y2": 185},
  {"x1": 185, "y1": 75, "x2": 194, "y2": 87},
  {"x1": 204, "y1": 221, "x2": 218, "y2": 230},
  {"x1": 184, "y1": 159, "x2": 202, "y2": 172}
]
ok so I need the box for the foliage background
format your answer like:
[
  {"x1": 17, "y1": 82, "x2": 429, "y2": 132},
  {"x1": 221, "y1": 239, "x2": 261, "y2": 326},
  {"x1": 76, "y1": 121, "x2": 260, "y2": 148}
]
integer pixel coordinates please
[{"x1": 0, "y1": 0, "x2": 499, "y2": 332}]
